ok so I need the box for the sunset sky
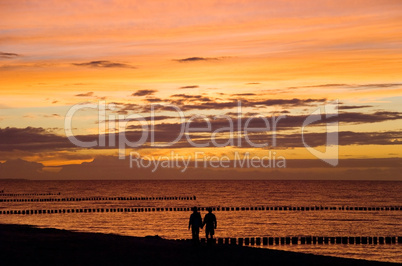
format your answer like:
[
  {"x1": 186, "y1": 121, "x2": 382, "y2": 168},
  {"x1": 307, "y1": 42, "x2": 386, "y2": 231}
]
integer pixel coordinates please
[{"x1": 0, "y1": 0, "x2": 401, "y2": 179}]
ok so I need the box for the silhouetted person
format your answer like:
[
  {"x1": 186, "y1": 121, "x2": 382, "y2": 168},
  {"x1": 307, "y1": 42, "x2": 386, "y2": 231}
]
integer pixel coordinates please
[
  {"x1": 188, "y1": 206, "x2": 202, "y2": 244},
  {"x1": 203, "y1": 207, "x2": 217, "y2": 241}
]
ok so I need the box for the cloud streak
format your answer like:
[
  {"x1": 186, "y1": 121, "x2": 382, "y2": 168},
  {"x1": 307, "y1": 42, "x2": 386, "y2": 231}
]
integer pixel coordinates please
[
  {"x1": 75, "y1": 92, "x2": 94, "y2": 97},
  {"x1": 338, "y1": 105, "x2": 373, "y2": 110},
  {"x1": 0, "y1": 52, "x2": 20, "y2": 59},
  {"x1": 173, "y1": 98, "x2": 327, "y2": 111},
  {"x1": 132, "y1": 89, "x2": 157, "y2": 97},
  {"x1": 232, "y1": 93, "x2": 257, "y2": 96},
  {"x1": 289, "y1": 83, "x2": 402, "y2": 90},
  {"x1": 73, "y1": 61, "x2": 136, "y2": 69},
  {"x1": 174, "y1": 57, "x2": 221, "y2": 63},
  {"x1": 112, "y1": 97, "x2": 329, "y2": 113},
  {"x1": 179, "y1": 85, "x2": 199, "y2": 89}
]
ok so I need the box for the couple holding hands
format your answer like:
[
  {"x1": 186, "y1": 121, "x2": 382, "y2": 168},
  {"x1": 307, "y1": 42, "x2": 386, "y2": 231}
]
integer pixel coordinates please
[{"x1": 188, "y1": 207, "x2": 217, "y2": 243}]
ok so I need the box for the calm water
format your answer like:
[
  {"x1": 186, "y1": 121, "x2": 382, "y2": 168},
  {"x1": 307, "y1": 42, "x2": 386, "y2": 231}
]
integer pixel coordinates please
[{"x1": 0, "y1": 180, "x2": 401, "y2": 263}]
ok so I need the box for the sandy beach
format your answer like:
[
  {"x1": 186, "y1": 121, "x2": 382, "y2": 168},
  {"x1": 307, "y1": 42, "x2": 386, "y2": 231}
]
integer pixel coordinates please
[{"x1": 0, "y1": 224, "x2": 399, "y2": 266}]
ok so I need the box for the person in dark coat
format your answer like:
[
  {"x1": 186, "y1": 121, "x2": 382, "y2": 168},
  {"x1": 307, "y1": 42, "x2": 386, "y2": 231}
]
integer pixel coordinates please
[
  {"x1": 188, "y1": 206, "x2": 202, "y2": 243},
  {"x1": 202, "y1": 207, "x2": 217, "y2": 240}
]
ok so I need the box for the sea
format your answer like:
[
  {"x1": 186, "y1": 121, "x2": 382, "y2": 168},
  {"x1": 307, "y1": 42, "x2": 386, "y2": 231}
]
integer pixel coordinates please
[{"x1": 0, "y1": 180, "x2": 401, "y2": 263}]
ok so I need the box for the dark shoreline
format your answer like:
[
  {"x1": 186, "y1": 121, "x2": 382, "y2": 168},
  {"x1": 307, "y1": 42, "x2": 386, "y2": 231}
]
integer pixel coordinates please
[{"x1": 0, "y1": 224, "x2": 399, "y2": 266}]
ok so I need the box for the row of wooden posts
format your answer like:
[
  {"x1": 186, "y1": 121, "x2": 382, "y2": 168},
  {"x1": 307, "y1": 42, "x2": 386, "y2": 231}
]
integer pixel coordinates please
[
  {"x1": 0, "y1": 196, "x2": 196, "y2": 202},
  {"x1": 195, "y1": 236, "x2": 402, "y2": 245},
  {"x1": 1, "y1": 205, "x2": 401, "y2": 215},
  {"x1": 0, "y1": 192, "x2": 61, "y2": 196}
]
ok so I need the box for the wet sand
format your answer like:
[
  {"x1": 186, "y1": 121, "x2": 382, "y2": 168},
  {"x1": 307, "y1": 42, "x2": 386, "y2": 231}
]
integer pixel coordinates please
[{"x1": 0, "y1": 224, "x2": 398, "y2": 266}]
